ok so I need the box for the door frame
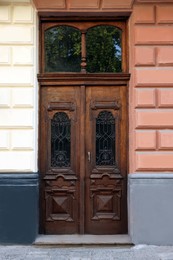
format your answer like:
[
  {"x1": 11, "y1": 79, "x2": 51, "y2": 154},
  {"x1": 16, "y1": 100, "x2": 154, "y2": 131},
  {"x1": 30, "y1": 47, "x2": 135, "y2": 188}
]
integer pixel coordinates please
[{"x1": 38, "y1": 16, "x2": 130, "y2": 234}]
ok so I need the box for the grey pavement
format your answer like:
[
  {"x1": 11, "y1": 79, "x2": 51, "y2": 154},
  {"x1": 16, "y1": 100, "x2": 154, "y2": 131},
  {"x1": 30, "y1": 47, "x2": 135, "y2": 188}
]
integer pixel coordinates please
[{"x1": 0, "y1": 245, "x2": 173, "y2": 260}]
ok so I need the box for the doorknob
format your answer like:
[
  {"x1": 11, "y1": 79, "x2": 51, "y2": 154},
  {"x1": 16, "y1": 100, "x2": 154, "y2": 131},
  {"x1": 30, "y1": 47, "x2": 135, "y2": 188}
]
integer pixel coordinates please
[{"x1": 88, "y1": 152, "x2": 91, "y2": 162}]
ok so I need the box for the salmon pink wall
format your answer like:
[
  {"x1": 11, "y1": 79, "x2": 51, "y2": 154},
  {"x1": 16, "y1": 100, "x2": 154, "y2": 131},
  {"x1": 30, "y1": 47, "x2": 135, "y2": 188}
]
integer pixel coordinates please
[
  {"x1": 32, "y1": 0, "x2": 134, "y2": 12},
  {"x1": 129, "y1": 0, "x2": 173, "y2": 173}
]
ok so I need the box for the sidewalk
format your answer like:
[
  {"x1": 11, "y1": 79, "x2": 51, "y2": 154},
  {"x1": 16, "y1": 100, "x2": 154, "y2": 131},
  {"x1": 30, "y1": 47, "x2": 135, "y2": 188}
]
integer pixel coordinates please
[{"x1": 0, "y1": 245, "x2": 173, "y2": 260}]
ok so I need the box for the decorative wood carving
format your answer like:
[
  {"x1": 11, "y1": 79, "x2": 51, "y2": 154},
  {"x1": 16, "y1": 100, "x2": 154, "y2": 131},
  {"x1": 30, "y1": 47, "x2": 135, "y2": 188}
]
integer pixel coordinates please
[
  {"x1": 45, "y1": 189, "x2": 76, "y2": 222},
  {"x1": 91, "y1": 100, "x2": 121, "y2": 110},
  {"x1": 45, "y1": 174, "x2": 77, "y2": 222},
  {"x1": 91, "y1": 168, "x2": 121, "y2": 175},
  {"x1": 48, "y1": 102, "x2": 76, "y2": 111},
  {"x1": 90, "y1": 188, "x2": 122, "y2": 220},
  {"x1": 45, "y1": 175, "x2": 77, "y2": 188},
  {"x1": 90, "y1": 175, "x2": 123, "y2": 186},
  {"x1": 44, "y1": 172, "x2": 77, "y2": 179},
  {"x1": 47, "y1": 102, "x2": 77, "y2": 124},
  {"x1": 90, "y1": 174, "x2": 122, "y2": 221}
]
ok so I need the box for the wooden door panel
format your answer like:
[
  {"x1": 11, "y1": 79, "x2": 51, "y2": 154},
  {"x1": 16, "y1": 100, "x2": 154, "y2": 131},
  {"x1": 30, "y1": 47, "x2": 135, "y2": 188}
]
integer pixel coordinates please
[
  {"x1": 85, "y1": 86, "x2": 127, "y2": 234},
  {"x1": 40, "y1": 85, "x2": 127, "y2": 234},
  {"x1": 40, "y1": 86, "x2": 80, "y2": 234}
]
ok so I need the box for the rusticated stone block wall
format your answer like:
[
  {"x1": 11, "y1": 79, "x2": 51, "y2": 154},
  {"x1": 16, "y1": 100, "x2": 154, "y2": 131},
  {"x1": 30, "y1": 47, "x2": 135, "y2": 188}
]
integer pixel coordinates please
[
  {"x1": 0, "y1": 0, "x2": 38, "y2": 172},
  {"x1": 129, "y1": 0, "x2": 173, "y2": 172}
]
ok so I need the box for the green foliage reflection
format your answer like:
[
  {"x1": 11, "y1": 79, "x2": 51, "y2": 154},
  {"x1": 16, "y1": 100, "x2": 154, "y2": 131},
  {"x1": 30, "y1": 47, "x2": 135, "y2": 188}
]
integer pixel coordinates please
[
  {"x1": 45, "y1": 26, "x2": 81, "y2": 72},
  {"x1": 44, "y1": 25, "x2": 122, "y2": 73},
  {"x1": 86, "y1": 26, "x2": 122, "y2": 73}
]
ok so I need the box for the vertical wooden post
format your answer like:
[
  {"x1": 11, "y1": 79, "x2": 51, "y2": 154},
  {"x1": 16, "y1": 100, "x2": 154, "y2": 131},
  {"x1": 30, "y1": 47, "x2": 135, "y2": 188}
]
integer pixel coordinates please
[
  {"x1": 81, "y1": 32, "x2": 87, "y2": 73},
  {"x1": 79, "y1": 85, "x2": 86, "y2": 234}
]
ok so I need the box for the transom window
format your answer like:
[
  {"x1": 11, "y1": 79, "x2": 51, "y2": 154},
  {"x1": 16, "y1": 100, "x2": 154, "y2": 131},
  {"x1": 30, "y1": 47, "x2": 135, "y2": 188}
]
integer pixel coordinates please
[
  {"x1": 44, "y1": 23, "x2": 123, "y2": 73},
  {"x1": 45, "y1": 26, "x2": 81, "y2": 72}
]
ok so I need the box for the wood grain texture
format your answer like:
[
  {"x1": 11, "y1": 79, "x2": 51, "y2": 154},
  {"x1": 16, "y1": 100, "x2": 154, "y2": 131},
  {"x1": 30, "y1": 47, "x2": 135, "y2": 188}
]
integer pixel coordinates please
[{"x1": 39, "y1": 19, "x2": 129, "y2": 235}]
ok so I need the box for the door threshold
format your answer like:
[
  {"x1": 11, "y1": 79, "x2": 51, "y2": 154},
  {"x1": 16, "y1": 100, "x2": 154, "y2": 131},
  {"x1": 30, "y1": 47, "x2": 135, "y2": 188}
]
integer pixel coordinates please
[{"x1": 34, "y1": 234, "x2": 132, "y2": 246}]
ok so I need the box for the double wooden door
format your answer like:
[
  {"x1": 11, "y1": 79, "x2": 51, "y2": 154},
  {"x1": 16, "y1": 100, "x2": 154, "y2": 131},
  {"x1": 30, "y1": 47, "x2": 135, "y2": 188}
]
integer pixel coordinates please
[{"x1": 40, "y1": 84, "x2": 127, "y2": 234}]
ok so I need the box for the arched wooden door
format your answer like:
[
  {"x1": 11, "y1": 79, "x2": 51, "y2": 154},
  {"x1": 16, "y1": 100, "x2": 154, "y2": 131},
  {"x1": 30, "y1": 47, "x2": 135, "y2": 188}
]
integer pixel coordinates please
[{"x1": 39, "y1": 18, "x2": 130, "y2": 234}]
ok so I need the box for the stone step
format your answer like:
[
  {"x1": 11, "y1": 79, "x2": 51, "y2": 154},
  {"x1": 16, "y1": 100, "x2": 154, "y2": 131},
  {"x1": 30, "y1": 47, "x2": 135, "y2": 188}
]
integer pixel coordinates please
[{"x1": 34, "y1": 235, "x2": 132, "y2": 246}]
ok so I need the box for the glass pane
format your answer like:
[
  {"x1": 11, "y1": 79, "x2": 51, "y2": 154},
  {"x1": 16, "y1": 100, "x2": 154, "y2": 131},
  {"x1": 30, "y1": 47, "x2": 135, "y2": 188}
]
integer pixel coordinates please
[
  {"x1": 45, "y1": 26, "x2": 81, "y2": 72},
  {"x1": 86, "y1": 26, "x2": 122, "y2": 73},
  {"x1": 51, "y1": 112, "x2": 71, "y2": 168},
  {"x1": 96, "y1": 111, "x2": 115, "y2": 166}
]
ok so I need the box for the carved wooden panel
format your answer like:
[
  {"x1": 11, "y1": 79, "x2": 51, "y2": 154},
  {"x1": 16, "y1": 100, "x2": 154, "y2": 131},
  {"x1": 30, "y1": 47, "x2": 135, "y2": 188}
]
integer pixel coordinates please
[
  {"x1": 44, "y1": 173, "x2": 78, "y2": 231},
  {"x1": 40, "y1": 86, "x2": 80, "y2": 234},
  {"x1": 91, "y1": 100, "x2": 121, "y2": 110},
  {"x1": 48, "y1": 102, "x2": 76, "y2": 112},
  {"x1": 90, "y1": 175, "x2": 122, "y2": 221},
  {"x1": 91, "y1": 191, "x2": 121, "y2": 220},
  {"x1": 85, "y1": 86, "x2": 127, "y2": 234},
  {"x1": 45, "y1": 190, "x2": 75, "y2": 222},
  {"x1": 44, "y1": 173, "x2": 78, "y2": 233}
]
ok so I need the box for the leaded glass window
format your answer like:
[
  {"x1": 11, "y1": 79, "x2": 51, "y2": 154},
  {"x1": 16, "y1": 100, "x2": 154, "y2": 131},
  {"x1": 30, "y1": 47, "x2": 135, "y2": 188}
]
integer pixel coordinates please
[
  {"x1": 45, "y1": 26, "x2": 81, "y2": 72},
  {"x1": 86, "y1": 26, "x2": 122, "y2": 73},
  {"x1": 51, "y1": 112, "x2": 71, "y2": 167},
  {"x1": 96, "y1": 111, "x2": 115, "y2": 166}
]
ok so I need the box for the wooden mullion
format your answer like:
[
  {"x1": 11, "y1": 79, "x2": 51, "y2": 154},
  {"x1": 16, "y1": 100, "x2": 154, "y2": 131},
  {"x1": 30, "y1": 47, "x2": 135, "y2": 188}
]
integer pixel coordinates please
[
  {"x1": 79, "y1": 85, "x2": 86, "y2": 234},
  {"x1": 81, "y1": 32, "x2": 87, "y2": 73}
]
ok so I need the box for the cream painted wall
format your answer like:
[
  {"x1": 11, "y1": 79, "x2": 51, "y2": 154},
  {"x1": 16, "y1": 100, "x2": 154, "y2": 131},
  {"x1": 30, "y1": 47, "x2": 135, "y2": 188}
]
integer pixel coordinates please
[{"x1": 0, "y1": 0, "x2": 38, "y2": 172}]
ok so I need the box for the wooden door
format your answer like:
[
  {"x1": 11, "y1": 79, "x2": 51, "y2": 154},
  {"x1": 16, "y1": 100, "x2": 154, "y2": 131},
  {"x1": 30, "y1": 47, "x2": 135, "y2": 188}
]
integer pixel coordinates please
[
  {"x1": 39, "y1": 84, "x2": 127, "y2": 234},
  {"x1": 85, "y1": 86, "x2": 127, "y2": 234},
  {"x1": 40, "y1": 86, "x2": 80, "y2": 234},
  {"x1": 39, "y1": 17, "x2": 129, "y2": 234}
]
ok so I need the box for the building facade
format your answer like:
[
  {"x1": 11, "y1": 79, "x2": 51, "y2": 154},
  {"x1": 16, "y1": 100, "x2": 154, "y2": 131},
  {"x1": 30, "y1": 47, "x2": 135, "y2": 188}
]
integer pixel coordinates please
[{"x1": 0, "y1": 0, "x2": 173, "y2": 245}]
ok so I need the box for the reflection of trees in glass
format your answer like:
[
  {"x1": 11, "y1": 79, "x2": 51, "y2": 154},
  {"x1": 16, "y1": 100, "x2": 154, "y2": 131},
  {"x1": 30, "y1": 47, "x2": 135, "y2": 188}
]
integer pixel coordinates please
[
  {"x1": 44, "y1": 25, "x2": 122, "y2": 73},
  {"x1": 45, "y1": 26, "x2": 81, "y2": 72},
  {"x1": 86, "y1": 26, "x2": 122, "y2": 73}
]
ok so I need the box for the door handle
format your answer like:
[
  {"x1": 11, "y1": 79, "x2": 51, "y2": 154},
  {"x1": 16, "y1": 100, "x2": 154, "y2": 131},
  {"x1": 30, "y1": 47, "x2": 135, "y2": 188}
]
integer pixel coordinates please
[{"x1": 88, "y1": 152, "x2": 91, "y2": 162}]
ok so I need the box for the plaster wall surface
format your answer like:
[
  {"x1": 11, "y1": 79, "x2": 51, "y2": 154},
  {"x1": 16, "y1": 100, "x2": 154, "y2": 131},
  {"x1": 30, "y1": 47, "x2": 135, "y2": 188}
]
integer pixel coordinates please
[
  {"x1": 128, "y1": 173, "x2": 173, "y2": 245},
  {"x1": 1, "y1": 0, "x2": 173, "y2": 174},
  {"x1": 0, "y1": 0, "x2": 38, "y2": 172},
  {"x1": 129, "y1": 0, "x2": 173, "y2": 173},
  {"x1": 128, "y1": 0, "x2": 173, "y2": 245}
]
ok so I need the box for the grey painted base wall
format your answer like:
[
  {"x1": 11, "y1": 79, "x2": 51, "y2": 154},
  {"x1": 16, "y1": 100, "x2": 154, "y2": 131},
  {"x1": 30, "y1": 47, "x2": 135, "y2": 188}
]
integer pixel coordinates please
[
  {"x1": 128, "y1": 173, "x2": 173, "y2": 246},
  {"x1": 0, "y1": 173, "x2": 39, "y2": 244},
  {"x1": 0, "y1": 172, "x2": 172, "y2": 245}
]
